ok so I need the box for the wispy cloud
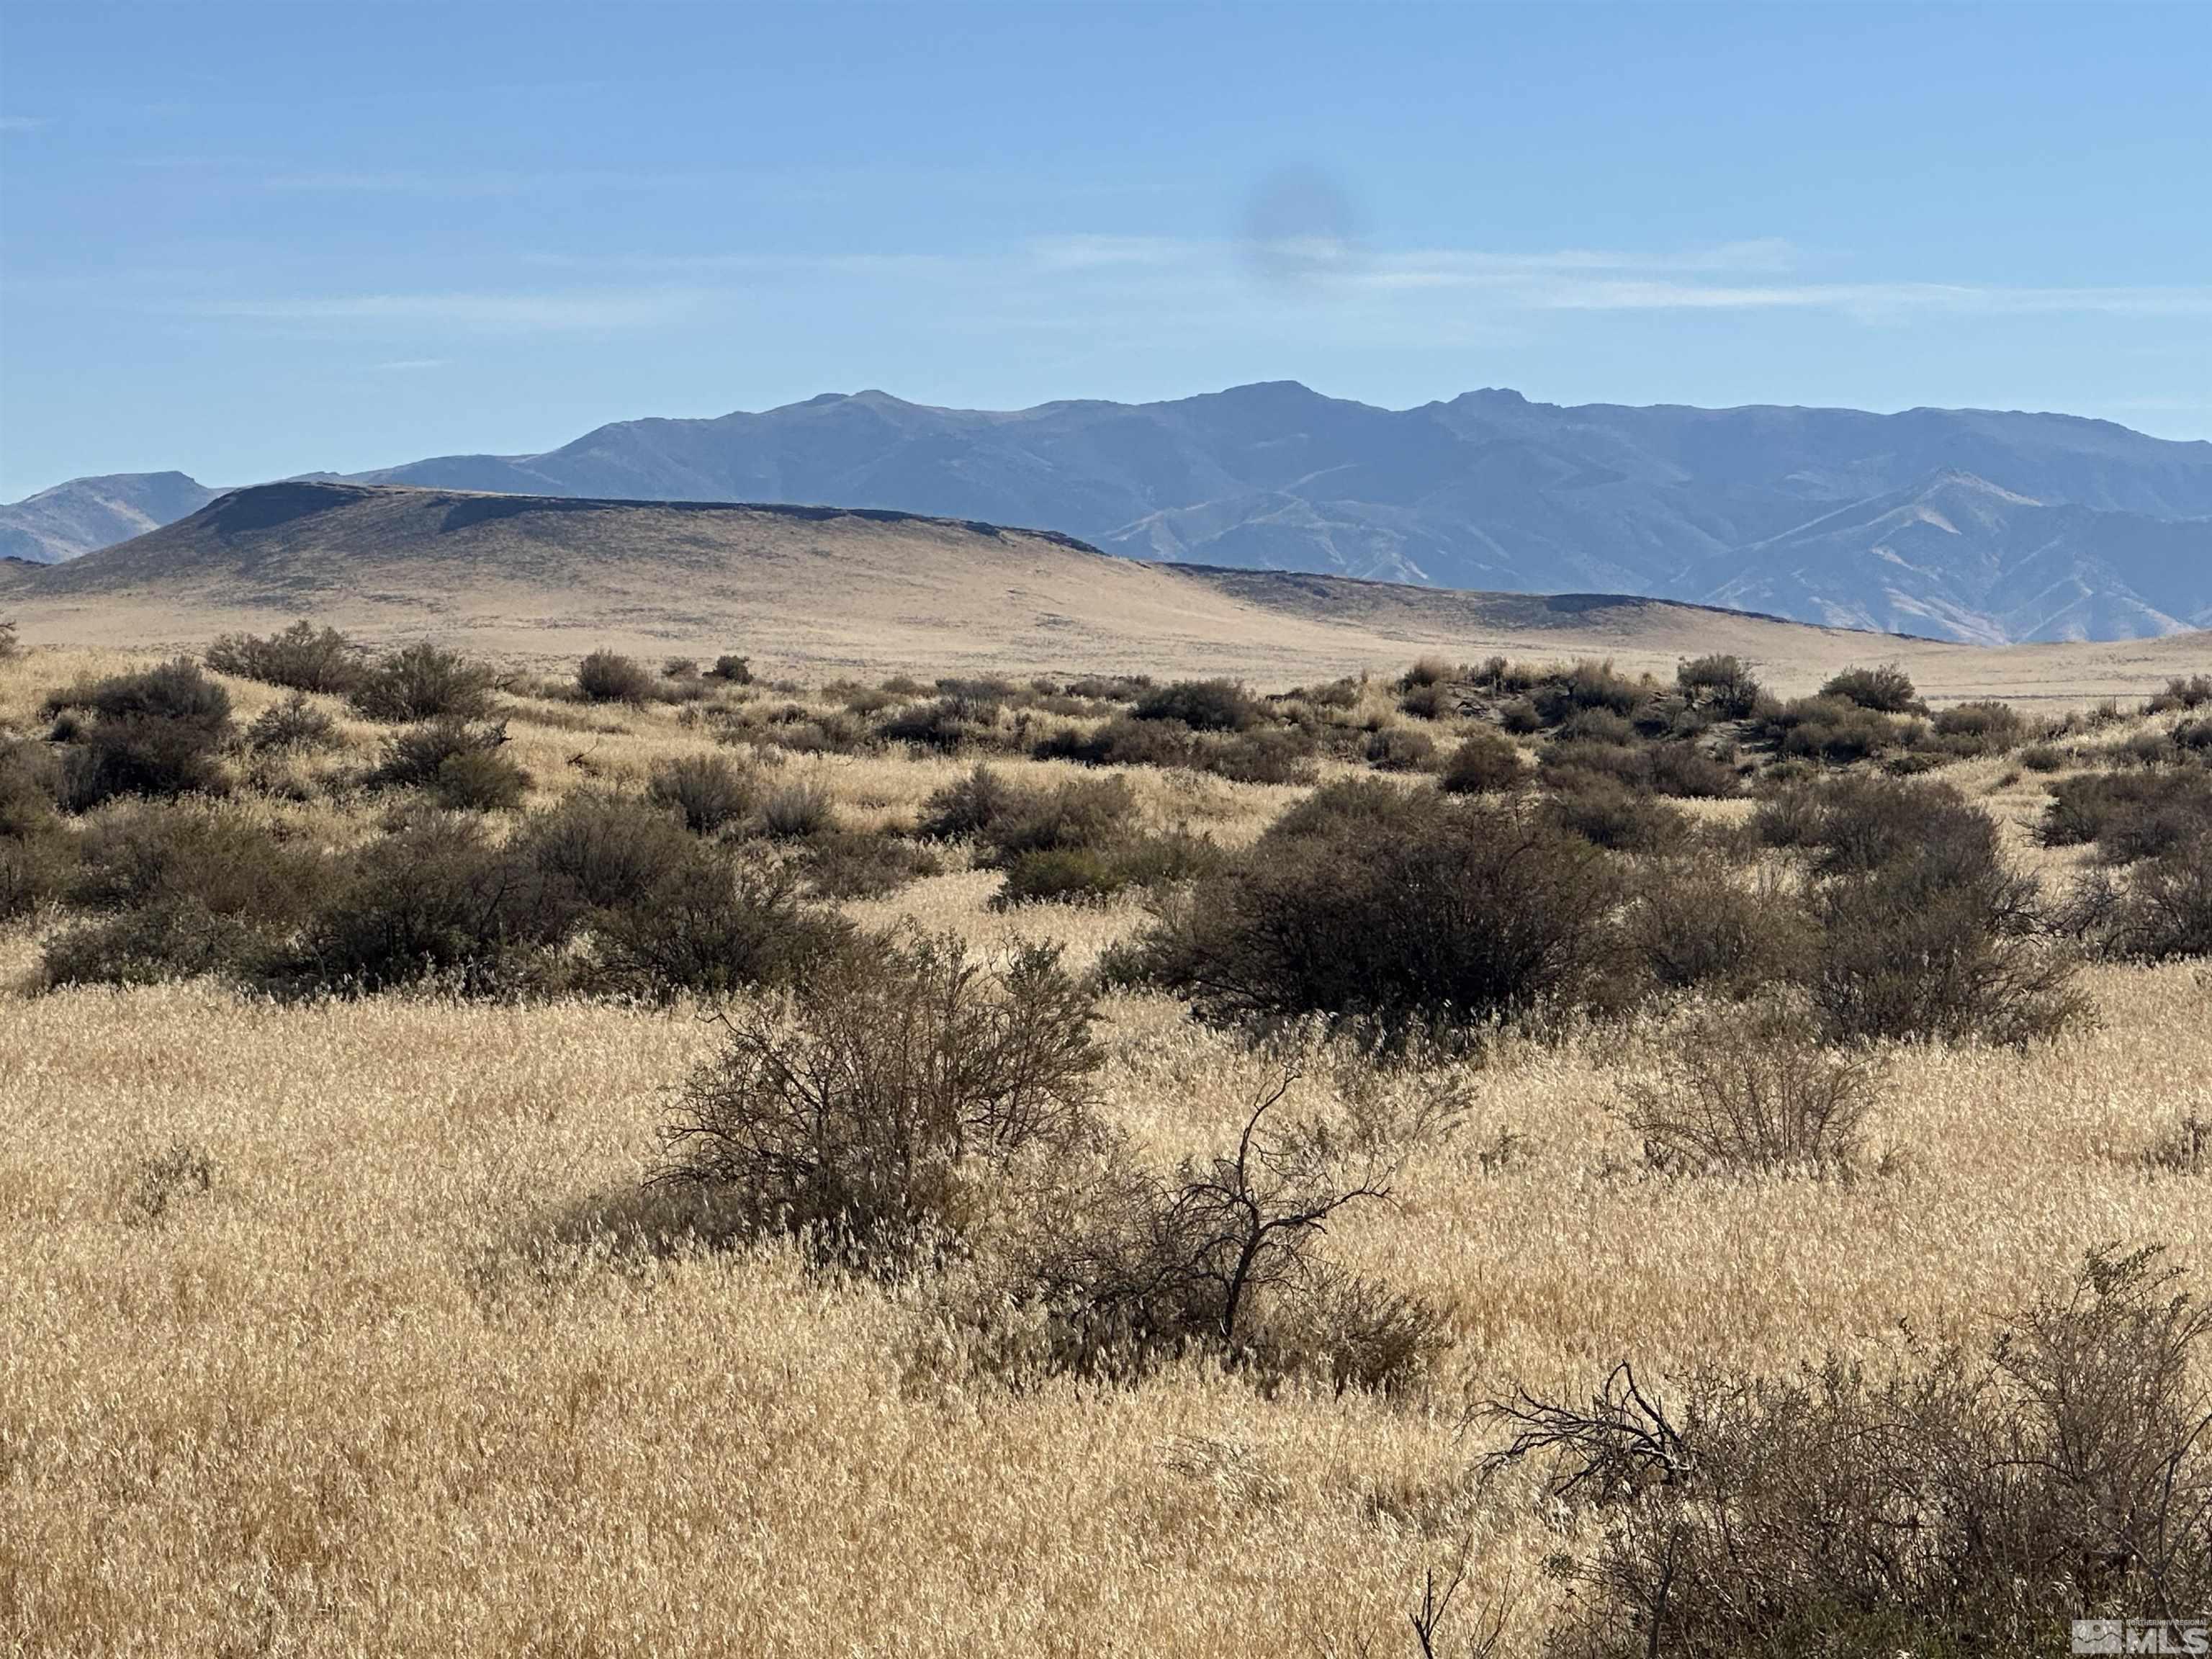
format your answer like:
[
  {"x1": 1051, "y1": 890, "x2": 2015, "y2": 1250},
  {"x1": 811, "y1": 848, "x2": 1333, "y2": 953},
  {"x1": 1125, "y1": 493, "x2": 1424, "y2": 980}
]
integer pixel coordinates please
[
  {"x1": 175, "y1": 288, "x2": 702, "y2": 333},
  {"x1": 0, "y1": 115, "x2": 50, "y2": 133},
  {"x1": 156, "y1": 235, "x2": 2212, "y2": 348},
  {"x1": 369, "y1": 358, "x2": 448, "y2": 372}
]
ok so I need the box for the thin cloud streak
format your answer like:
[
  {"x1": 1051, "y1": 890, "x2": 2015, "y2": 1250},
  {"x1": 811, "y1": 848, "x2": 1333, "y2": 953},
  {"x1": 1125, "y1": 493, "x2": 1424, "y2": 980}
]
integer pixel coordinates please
[{"x1": 174, "y1": 289, "x2": 703, "y2": 332}]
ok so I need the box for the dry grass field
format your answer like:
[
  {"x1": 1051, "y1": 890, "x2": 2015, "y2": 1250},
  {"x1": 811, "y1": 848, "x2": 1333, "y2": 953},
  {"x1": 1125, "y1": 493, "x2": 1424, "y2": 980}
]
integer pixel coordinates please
[{"x1": 4, "y1": 624, "x2": 2211, "y2": 1657}]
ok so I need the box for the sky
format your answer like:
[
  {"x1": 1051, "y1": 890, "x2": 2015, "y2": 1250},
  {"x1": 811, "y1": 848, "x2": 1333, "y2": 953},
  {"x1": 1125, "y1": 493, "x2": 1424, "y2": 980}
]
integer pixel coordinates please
[{"x1": 2, "y1": 0, "x2": 2209, "y2": 500}]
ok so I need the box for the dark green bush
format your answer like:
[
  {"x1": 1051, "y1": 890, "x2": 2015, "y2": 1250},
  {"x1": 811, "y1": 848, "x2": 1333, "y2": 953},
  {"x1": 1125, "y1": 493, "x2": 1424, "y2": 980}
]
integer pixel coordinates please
[
  {"x1": 647, "y1": 753, "x2": 756, "y2": 835},
  {"x1": 276, "y1": 817, "x2": 534, "y2": 995},
  {"x1": 1539, "y1": 770, "x2": 1690, "y2": 854},
  {"x1": 879, "y1": 694, "x2": 1003, "y2": 753},
  {"x1": 204, "y1": 621, "x2": 367, "y2": 694},
  {"x1": 1130, "y1": 678, "x2": 1263, "y2": 732},
  {"x1": 349, "y1": 642, "x2": 496, "y2": 722},
  {"x1": 2068, "y1": 833, "x2": 2212, "y2": 962},
  {"x1": 996, "y1": 831, "x2": 1223, "y2": 907},
  {"x1": 427, "y1": 748, "x2": 530, "y2": 811},
  {"x1": 576, "y1": 649, "x2": 657, "y2": 706},
  {"x1": 49, "y1": 659, "x2": 233, "y2": 808},
  {"x1": 1033, "y1": 714, "x2": 1196, "y2": 770},
  {"x1": 1190, "y1": 727, "x2": 1317, "y2": 786},
  {"x1": 1498, "y1": 698, "x2": 1544, "y2": 736},
  {"x1": 1128, "y1": 779, "x2": 1624, "y2": 1042},
  {"x1": 2149, "y1": 673, "x2": 2212, "y2": 713},
  {"x1": 1820, "y1": 662, "x2": 1925, "y2": 714},
  {"x1": 797, "y1": 830, "x2": 943, "y2": 900},
  {"x1": 1623, "y1": 863, "x2": 1807, "y2": 997},
  {"x1": 510, "y1": 792, "x2": 702, "y2": 935},
  {"x1": 708, "y1": 654, "x2": 753, "y2": 685},
  {"x1": 368, "y1": 719, "x2": 526, "y2": 810},
  {"x1": 42, "y1": 899, "x2": 272, "y2": 989},
  {"x1": 918, "y1": 765, "x2": 1020, "y2": 841},
  {"x1": 590, "y1": 850, "x2": 848, "y2": 1002},
  {"x1": 244, "y1": 693, "x2": 340, "y2": 753},
  {"x1": 759, "y1": 779, "x2": 837, "y2": 840},
  {"x1": 66, "y1": 801, "x2": 324, "y2": 930},
  {"x1": 1761, "y1": 693, "x2": 1919, "y2": 764},
  {"x1": 1810, "y1": 822, "x2": 2082, "y2": 1046},
  {"x1": 1439, "y1": 729, "x2": 1524, "y2": 794},
  {"x1": 1364, "y1": 724, "x2": 1437, "y2": 772},
  {"x1": 1930, "y1": 698, "x2": 2026, "y2": 755},
  {"x1": 1676, "y1": 654, "x2": 1763, "y2": 719},
  {"x1": 2041, "y1": 769, "x2": 2212, "y2": 863}
]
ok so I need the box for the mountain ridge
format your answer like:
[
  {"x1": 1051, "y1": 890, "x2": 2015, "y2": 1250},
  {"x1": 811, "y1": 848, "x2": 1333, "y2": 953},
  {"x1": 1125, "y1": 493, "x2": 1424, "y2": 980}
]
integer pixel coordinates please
[{"x1": 13, "y1": 385, "x2": 2212, "y2": 643}]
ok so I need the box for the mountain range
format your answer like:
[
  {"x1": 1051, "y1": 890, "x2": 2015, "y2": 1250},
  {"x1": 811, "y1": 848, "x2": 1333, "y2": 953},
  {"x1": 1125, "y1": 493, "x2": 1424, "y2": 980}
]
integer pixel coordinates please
[{"x1": 8, "y1": 385, "x2": 2211, "y2": 644}]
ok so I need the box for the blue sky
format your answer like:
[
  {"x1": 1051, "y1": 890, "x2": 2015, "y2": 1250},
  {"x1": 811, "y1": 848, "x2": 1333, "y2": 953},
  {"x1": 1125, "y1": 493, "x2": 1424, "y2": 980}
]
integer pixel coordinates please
[{"x1": 3, "y1": 0, "x2": 2208, "y2": 500}]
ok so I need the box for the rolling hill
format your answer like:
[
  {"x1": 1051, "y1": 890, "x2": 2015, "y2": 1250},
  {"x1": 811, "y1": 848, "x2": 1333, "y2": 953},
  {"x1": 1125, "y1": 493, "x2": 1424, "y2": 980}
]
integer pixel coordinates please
[
  {"x1": 14, "y1": 385, "x2": 2212, "y2": 644},
  {"x1": 4, "y1": 480, "x2": 2203, "y2": 702}
]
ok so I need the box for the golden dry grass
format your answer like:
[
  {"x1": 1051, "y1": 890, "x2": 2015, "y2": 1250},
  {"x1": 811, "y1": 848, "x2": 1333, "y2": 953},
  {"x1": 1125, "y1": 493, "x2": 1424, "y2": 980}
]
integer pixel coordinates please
[{"x1": 4, "y1": 638, "x2": 2210, "y2": 1655}]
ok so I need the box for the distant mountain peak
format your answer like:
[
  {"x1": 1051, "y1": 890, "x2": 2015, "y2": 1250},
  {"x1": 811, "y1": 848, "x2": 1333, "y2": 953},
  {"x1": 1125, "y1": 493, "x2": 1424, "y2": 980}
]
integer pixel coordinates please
[{"x1": 16, "y1": 387, "x2": 2212, "y2": 642}]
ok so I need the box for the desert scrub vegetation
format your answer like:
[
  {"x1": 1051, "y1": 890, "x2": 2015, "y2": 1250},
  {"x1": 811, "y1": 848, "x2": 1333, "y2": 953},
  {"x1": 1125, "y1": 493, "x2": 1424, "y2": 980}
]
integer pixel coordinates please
[
  {"x1": 1485, "y1": 1246, "x2": 2212, "y2": 1657},
  {"x1": 3, "y1": 634, "x2": 2211, "y2": 1655}
]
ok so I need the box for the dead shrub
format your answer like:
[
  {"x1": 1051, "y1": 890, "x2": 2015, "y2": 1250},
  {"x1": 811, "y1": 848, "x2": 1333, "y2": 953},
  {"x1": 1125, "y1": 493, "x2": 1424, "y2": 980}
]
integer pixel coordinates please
[
  {"x1": 205, "y1": 621, "x2": 367, "y2": 694},
  {"x1": 655, "y1": 933, "x2": 1102, "y2": 1259},
  {"x1": 970, "y1": 1066, "x2": 1453, "y2": 1390},
  {"x1": 1616, "y1": 996, "x2": 1880, "y2": 1174},
  {"x1": 121, "y1": 1140, "x2": 217, "y2": 1226},
  {"x1": 1485, "y1": 1247, "x2": 2212, "y2": 1657}
]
